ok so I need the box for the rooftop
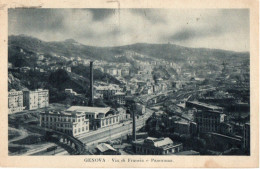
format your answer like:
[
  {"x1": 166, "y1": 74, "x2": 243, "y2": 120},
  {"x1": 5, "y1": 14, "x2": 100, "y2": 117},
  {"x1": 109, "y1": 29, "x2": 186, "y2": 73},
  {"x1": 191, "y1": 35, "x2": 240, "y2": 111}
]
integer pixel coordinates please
[
  {"x1": 174, "y1": 150, "x2": 200, "y2": 155},
  {"x1": 187, "y1": 101, "x2": 223, "y2": 111},
  {"x1": 95, "y1": 85, "x2": 121, "y2": 91},
  {"x1": 96, "y1": 143, "x2": 116, "y2": 152},
  {"x1": 134, "y1": 137, "x2": 182, "y2": 150},
  {"x1": 41, "y1": 110, "x2": 85, "y2": 117},
  {"x1": 67, "y1": 106, "x2": 111, "y2": 115},
  {"x1": 114, "y1": 92, "x2": 125, "y2": 96}
]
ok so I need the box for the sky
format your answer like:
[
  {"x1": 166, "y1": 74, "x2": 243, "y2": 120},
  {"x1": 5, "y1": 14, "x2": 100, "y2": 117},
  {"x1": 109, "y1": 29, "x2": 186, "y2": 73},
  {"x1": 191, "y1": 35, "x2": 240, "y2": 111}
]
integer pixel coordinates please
[{"x1": 8, "y1": 8, "x2": 249, "y2": 52}]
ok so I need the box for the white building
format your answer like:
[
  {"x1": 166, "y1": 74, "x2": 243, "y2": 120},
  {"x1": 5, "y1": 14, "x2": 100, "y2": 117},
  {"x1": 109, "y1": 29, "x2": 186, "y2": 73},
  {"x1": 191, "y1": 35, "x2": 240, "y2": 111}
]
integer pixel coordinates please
[
  {"x1": 66, "y1": 106, "x2": 120, "y2": 130},
  {"x1": 23, "y1": 89, "x2": 49, "y2": 110},
  {"x1": 8, "y1": 89, "x2": 24, "y2": 114},
  {"x1": 94, "y1": 85, "x2": 122, "y2": 99},
  {"x1": 65, "y1": 89, "x2": 78, "y2": 96},
  {"x1": 107, "y1": 68, "x2": 118, "y2": 76},
  {"x1": 40, "y1": 111, "x2": 89, "y2": 137}
]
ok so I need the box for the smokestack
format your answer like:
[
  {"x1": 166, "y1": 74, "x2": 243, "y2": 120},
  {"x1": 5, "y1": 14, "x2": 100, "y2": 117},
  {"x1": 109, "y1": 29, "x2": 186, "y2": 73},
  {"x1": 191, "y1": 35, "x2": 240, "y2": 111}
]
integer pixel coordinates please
[
  {"x1": 88, "y1": 61, "x2": 94, "y2": 106},
  {"x1": 132, "y1": 111, "x2": 136, "y2": 142}
]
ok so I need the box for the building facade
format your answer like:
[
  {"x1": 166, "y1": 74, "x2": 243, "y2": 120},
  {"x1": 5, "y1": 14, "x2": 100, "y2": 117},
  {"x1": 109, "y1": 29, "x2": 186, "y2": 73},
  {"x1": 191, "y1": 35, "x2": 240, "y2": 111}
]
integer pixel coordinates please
[
  {"x1": 194, "y1": 110, "x2": 226, "y2": 133},
  {"x1": 111, "y1": 92, "x2": 126, "y2": 105},
  {"x1": 66, "y1": 106, "x2": 120, "y2": 130},
  {"x1": 173, "y1": 121, "x2": 190, "y2": 135},
  {"x1": 23, "y1": 89, "x2": 49, "y2": 110},
  {"x1": 117, "y1": 108, "x2": 130, "y2": 122},
  {"x1": 40, "y1": 111, "x2": 89, "y2": 137},
  {"x1": 94, "y1": 85, "x2": 122, "y2": 100},
  {"x1": 8, "y1": 90, "x2": 24, "y2": 114}
]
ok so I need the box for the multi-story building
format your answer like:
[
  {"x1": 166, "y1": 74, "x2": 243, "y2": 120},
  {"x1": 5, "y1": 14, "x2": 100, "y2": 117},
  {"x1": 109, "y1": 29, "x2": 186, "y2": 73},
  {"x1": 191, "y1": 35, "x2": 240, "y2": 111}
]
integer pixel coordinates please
[
  {"x1": 111, "y1": 92, "x2": 126, "y2": 105},
  {"x1": 133, "y1": 137, "x2": 183, "y2": 155},
  {"x1": 8, "y1": 89, "x2": 24, "y2": 114},
  {"x1": 23, "y1": 89, "x2": 49, "y2": 110},
  {"x1": 173, "y1": 121, "x2": 191, "y2": 135},
  {"x1": 94, "y1": 85, "x2": 122, "y2": 100},
  {"x1": 173, "y1": 120, "x2": 198, "y2": 135},
  {"x1": 194, "y1": 110, "x2": 226, "y2": 133},
  {"x1": 66, "y1": 106, "x2": 120, "y2": 130},
  {"x1": 40, "y1": 110, "x2": 89, "y2": 137},
  {"x1": 117, "y1": 108, "x2": 130, "y2": 122}
]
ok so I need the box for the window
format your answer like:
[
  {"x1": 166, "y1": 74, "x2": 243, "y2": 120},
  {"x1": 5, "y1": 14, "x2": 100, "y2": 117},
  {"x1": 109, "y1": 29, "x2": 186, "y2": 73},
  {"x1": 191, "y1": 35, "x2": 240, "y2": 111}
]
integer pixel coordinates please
[
  {"x1": 86, "y1": 126, "x2": 88, "y2": 130},
  {"x1": 78, "y1": 128, "x2": 80, "y2": 132},
  {"x1": 82, "y1": 127, "x2": 84, "y2": 131},
  {"x1": 74, "y1": 129, "x2": 77, "y2": 133}
]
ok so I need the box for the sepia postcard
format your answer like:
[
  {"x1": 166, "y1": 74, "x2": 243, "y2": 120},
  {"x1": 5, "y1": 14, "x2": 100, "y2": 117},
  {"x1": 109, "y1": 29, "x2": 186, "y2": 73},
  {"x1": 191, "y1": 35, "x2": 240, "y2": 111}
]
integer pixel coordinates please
[{"x1": 0, "y1": 0, "x2": 259, "y2": 168}]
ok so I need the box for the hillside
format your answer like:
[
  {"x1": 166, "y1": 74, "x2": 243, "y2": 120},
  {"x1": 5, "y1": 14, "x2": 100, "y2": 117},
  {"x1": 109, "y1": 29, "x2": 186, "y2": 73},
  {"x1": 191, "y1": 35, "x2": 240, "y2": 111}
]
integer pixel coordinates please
[
  {"x1": 8, "y1": 35, "x2": 250, "y2": 103},
  {"x1": 8, "y1": 35, "x2": 249, "y2": 64}
]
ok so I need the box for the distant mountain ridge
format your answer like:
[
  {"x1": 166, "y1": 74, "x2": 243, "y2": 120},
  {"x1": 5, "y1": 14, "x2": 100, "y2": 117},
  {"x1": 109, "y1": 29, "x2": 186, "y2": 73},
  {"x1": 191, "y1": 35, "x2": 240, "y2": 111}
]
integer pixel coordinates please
[{"x1": 8, "y1": 34, "x2": 249, "y2": 63}]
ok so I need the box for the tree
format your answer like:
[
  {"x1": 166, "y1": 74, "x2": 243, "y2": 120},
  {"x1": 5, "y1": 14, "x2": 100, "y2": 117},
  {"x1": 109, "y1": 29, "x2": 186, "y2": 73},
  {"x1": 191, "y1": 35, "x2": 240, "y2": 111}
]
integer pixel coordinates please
[{"x1": 95, "y1": 98, "x2": 108, "y2": 107}]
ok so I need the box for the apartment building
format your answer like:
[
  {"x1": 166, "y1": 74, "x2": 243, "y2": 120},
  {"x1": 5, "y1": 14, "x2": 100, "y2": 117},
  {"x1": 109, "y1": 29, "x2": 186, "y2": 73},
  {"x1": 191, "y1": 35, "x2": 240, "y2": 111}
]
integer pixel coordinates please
[
  {"x1": 23, "y1": 89, "x2": 49, "y2": 110},
  {"x1": 8, "y1": 89, "x2": 24, "y2": 114},
  {"x1": 194, "y1": 110, "x2": 226, "y2": 133},
  {"x1": 111, "y1": 92, "x2": 126, "y2": 105},
  {"x1": 40, "y1": 110, "x2": 89, "y2": 137}
]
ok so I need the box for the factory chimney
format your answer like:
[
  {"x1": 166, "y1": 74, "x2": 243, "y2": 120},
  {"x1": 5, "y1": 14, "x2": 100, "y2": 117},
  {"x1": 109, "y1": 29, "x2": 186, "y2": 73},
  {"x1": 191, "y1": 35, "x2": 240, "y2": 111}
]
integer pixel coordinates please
[
  {"x1": 88, "y1": 61, "x2": 94, "y2": 106},
  {"x1": 132, "y1": 110, "x2": 136, "y2": 142}
]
